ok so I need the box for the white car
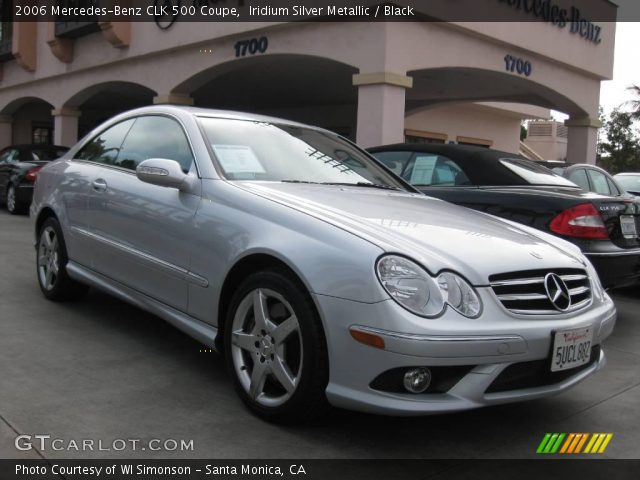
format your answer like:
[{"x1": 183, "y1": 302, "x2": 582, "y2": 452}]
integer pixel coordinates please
[{"x1": 31, "y1": 106, "x2": 616, "y2": 422}]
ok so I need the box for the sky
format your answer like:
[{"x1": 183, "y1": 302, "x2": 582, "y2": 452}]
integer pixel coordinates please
[
  {"x1": 553, "y1": 22, "x2": 639, "y2": 120},
  {"x1": 599, "y1": 22, "x2": 639, "y2": 115}
]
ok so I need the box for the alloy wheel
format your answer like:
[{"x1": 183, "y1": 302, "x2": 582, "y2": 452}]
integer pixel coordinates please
[
  {"x1": 230, "y1": 288, "x2": 303, "y2": 407},
  {"x1": 38, "y1": 226, "x2": 60, "y2": 291},
  {"x1": 6, "y1": 185, "x2": 16, "y2": 213}
]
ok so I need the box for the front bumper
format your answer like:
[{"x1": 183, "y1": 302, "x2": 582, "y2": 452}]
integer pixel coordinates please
[{"x1": 314, "y1": 288, "x2": 616, "y2": 415}]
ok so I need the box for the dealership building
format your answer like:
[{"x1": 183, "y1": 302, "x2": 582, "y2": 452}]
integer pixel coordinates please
[{"x1": 0, "y1": 0, "x2": 617, "y2": 163}]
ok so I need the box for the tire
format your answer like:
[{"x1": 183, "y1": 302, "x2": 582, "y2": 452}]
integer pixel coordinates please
[
  {"x1": 36, "y1": 217, "x2": 89, "y2": 301},
  {"x1": 6, "y1": 184, "x2": 27, "y2": 215},
  {"x1": 224, "y1": 269, "x2": 329, "y2": 423}
]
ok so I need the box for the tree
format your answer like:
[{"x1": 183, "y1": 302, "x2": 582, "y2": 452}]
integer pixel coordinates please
[
  {"x1": 598, "y1": 108, "x2": 640, "y2": 174},
  {"x1": 628, "y1": 85, "x2": 640, "y2": 121}
]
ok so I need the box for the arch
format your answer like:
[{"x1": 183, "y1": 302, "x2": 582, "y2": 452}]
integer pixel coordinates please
[
  {"x1": 63, "y1": 81, "x2": 157, "y2": 109},
  {"x1": 62, "y1": 81, "x2": 157, "y2": 138},
  {"x1": 0, "y1": 97, "x2": 55, "y2": 146},
  {"x1": 172, "y1": 54, "x2": 358, "y2": 98},
  {"x1": 171, "y1": 54, "x2": 359, "y2": 138},
  {"x1": 405, "y1": 67, "x2": 588, "y2": 117},
  {"x1": 0, "y1": 96, "x2": 54, "y2": 115}
]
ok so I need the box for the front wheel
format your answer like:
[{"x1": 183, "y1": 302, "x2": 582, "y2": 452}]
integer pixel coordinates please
[
  {"x1": 6, "y1": 184, "x2": 26, "y2": 215},
  {"x1": 37, "y1": 217, "x2": 89, "y2": 301},
  {"x1": 224, "y1": 270, "x2": 329, "y2": 423}
]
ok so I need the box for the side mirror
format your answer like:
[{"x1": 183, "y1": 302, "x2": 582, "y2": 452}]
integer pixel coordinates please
[{"x1": 136, "y1": 158, "x2": 187, "y2": 190}]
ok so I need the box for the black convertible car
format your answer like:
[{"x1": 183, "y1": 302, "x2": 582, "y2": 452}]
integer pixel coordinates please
[
  {"x1": 0, "y1": 144, "x2": 69, "y2": 214},
  {"x1": 368, "y1": 144, "x2": 640, "y2": 289}
]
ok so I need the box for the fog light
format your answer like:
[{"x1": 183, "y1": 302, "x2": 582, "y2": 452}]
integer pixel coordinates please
[{"x1": 403, "y1": 367, "x2": 431, "y2": 393}]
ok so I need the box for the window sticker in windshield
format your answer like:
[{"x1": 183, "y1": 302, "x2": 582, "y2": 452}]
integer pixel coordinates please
[
  {"x1": 212, "y1": 145, "x2": 266, "y2": 175},
  {"x1": 410, "y1": 155, "x2": 437, "y2": 185}
]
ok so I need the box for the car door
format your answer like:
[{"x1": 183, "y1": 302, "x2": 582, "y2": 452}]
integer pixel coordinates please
[
  {"x1": 86, "y1": 115, "x2": 201, "y2": 312},
  {"x1": 66, "y1": 119, "x2": 136, "y2": 268}
]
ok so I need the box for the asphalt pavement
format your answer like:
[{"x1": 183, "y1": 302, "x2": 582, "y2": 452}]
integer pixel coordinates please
[{"x1": 1, "y1": 210, "x2": 639, "y2": 460}]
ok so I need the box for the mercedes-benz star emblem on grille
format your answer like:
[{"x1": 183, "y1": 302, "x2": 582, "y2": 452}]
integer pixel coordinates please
[{"x1": 544, "y1": 273, "x2": 572, "y2": 311}]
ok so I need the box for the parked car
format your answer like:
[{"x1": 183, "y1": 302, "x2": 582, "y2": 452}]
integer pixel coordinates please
[
  {"x1": 368, "y1": 144, "x2": 640, "y2": 289},
  {"x1": 32, "y1": 106, "x2": 615, "y2": 422},
  {"x1": 0, "y1": 144, "x2": 69, "y2": 214},
  {"x1": 614, "y1": 173, "x2": 640, "y2": 197},
  {"x1": 536, "y1": 161, "x2": 636, "y2": 200}
]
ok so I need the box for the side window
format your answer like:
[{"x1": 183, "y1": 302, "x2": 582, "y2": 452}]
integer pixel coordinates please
[
  {"x1": 75, "y1": 119, "x2": 135, "y2": 166},
  {"x1": 567, "y1": 169, "x2": 590, "y2": 191},
  {"x1": 606, "y1": 177, "x2": 621, "y2": 196},
  {"x1": 587, "y1": 170, "x2": 611, "y2": 196},
  {"x1": 116, "y1": 116, "x2": 194, "y2": 172},
  {"x1": 370, "y1": 151, "x2": 412, "y2": 177},
  {"x1": 404, "y1": 154, "x2": 469, "y2": 186}
]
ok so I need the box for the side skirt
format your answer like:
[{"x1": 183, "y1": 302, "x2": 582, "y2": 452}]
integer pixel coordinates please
[{"x1": 66, "y1": 261, "x2": 218, "y2": 349}]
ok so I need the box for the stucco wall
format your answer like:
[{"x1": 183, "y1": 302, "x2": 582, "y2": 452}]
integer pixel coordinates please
[{"x1": 404, "y1": 104, "x2": 523, "y2": 153}]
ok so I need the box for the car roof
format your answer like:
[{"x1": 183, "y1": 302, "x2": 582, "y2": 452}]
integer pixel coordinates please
[{"x1": 112, "y1": 105, "x2": 323, "y2": 131}]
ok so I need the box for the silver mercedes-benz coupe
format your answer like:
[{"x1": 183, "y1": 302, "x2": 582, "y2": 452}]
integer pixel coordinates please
[{"x1": 32, "y1": 106, "x2": 616, "y2": 422}]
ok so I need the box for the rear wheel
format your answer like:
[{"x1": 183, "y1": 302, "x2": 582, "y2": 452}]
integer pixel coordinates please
[
  {"x1": 224, "y1": 270, "x2": 328, "y2": 423},
  {"x1": 37, "y1": 217, "x2": 89, "y2": 301},
  {"x1": 6, "y1": 184, "x2": 26, "y2": 215}
]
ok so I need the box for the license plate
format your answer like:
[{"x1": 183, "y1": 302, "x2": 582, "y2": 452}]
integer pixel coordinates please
[
  {"x1": 620, "y1": 215, "x2": 637, "y2": 238},
  {"x1": 551, "y1": 327, "x2": 593, "y2": 372}
]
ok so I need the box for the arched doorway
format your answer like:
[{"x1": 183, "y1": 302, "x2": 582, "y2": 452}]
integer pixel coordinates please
[
  {"x1": 0, "y1": 97, "x2": 55, "y2": 147},
  {"x1": 173, "y1": 55, "x2": 359, "y2": 139},
  {"x1": 64, "y1": 82, "x2": 156, "y2": 139},
  {"x1": 400, "y1": 67, "x2": 592, "y2": 161}
]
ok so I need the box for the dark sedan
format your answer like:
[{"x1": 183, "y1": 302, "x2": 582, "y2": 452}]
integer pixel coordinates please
[
  {"x1": 0, "y1": 144, "x2": 69, "y2": 214},
  {"x1": 368, "y1": 144, "x2": 640, "y2": 289}
]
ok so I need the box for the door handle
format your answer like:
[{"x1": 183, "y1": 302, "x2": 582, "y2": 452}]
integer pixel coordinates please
[{"x1": 92, "y1": 179, "x2": 108, "y2": 192}]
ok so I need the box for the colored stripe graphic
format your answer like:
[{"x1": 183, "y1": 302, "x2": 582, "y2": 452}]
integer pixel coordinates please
[
  {"x1": 537, "y1": 433, "x2": 613, "y2": 454},
  {"x1": 536, "y1": 433, "x2": 552, "y2": 454}
]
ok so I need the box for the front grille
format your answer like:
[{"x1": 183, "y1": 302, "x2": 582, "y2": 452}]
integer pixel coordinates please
[
  {"x1": 490, "y1": 268, "x2": 592, "y2": 315},
  {"x1": 486, "y1": 345, "x2": 600, "y2": 393}
]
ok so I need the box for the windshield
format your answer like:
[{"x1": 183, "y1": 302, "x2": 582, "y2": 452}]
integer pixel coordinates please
[
  {"x1": 616, "y1": 175, "x2": 640, "y2": 192},
  {"x1": 500, "y1": 158, "x2": 578, "y2": 187},
  {"x1": 198, "y1": 117, "x2": 408, "y2": 190}
]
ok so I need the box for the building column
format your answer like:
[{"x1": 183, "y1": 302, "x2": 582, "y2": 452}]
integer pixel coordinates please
[
  {"x1": 353, "y1": 72, "x2": 413, "y2": 148},
  {"x1": 51, "y1": 108, "x2": 81, "y2": 147},
  {"x1": 565, "y1": 116, "x2": 602, "y2": 165},
  {"x1": 0, "y1": 115, "x2": 13, "y2": 148},
  {"x1": 153, "y1": 94, "x2": 194, "y2": 106}
]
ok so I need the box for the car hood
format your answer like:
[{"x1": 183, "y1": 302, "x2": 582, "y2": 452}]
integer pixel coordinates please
[{"x1": 239, "y1": 182, "x2": 586, "y2": 285}]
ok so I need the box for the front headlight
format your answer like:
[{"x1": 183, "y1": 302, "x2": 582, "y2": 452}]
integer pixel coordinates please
[
  {"x1": 437, "y1": 272, "x2": 482, "y2": 318},
  {"x1": 376, "y1": 255, "x2": 482, "y2": 318}
]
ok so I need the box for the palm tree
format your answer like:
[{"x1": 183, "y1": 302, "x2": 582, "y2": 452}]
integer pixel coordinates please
[{"x1": 629, "y1": 85, "x2": 640, "y2": 120}]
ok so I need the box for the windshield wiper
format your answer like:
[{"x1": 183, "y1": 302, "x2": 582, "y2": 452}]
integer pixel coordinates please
[
  {"x1": 281, "y1": 180, "x2": 403, "y2": 191},
  {"x1": 281, "y1": 180, "x2": 323, "y2": 185},
  {"x1": 320, "y1": 182, "x2": 403, "y2": 191}
]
